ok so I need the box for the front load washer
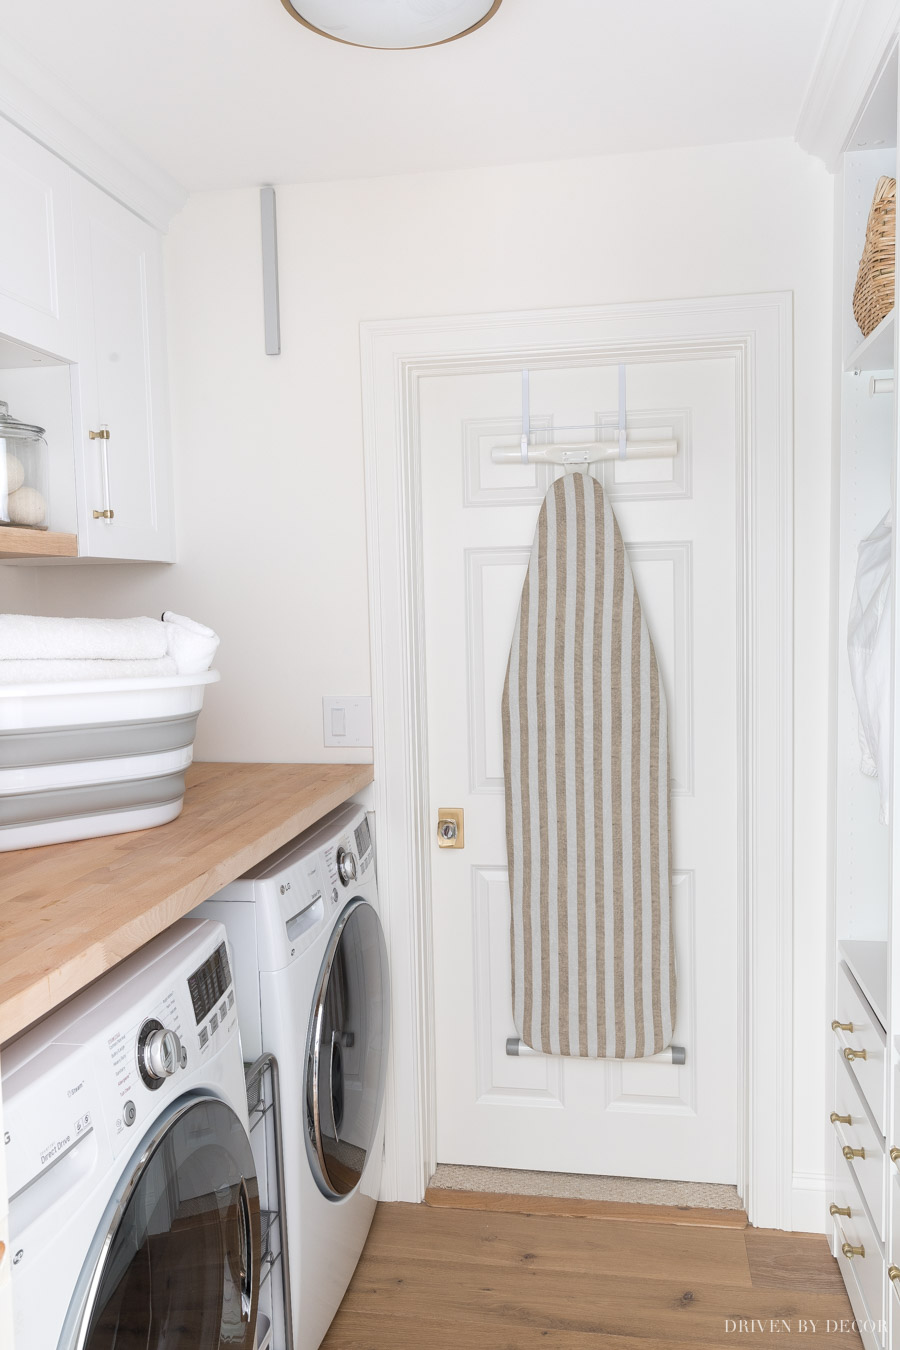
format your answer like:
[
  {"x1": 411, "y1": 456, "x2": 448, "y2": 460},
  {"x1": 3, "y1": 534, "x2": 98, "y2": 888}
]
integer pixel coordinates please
[
  {"x1": 193, "y1": 802, "x2": 389, "y2": 1350},
  {"x1": 3, "y1": 918, "x2": 262, "y2": 1350}
]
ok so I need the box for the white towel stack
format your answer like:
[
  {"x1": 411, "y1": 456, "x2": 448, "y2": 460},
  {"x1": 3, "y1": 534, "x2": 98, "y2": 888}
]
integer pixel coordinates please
[{"x1": 0, "y1": 612, "x2": 220, "y2": 684}]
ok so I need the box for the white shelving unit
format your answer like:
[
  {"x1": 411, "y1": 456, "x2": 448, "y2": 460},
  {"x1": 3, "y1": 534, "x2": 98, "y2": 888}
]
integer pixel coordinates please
[{"x1": 829, "y1": 39, "x2": 900, "y2": 1350}]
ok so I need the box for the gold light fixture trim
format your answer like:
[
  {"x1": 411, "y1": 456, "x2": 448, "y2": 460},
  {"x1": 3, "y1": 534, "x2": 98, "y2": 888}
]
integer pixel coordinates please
[{"x1": 280, "y1": 0, "x2": 503, "y2": 49}]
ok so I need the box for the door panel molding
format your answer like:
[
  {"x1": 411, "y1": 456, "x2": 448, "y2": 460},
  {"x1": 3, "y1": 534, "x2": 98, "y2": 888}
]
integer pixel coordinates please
[{"x1": 360, "y1": 293, "x2": 793, "y2": 1229}]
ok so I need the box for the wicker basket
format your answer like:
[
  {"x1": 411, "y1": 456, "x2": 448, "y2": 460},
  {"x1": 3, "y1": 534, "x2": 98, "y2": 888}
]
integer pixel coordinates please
[{"x1": 853, "y1": 176, "x2": 896, "y2": 338}]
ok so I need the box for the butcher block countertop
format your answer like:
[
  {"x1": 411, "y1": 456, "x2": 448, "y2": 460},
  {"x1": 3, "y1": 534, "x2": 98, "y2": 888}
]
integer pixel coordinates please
[{"x1": 0, "y1": 761, "x2": 374, "y2": 1045}]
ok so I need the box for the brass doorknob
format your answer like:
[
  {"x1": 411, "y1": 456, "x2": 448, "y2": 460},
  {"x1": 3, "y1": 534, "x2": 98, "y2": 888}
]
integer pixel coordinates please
[
  {"x1": 830, "y1": 1203, "x2": 851, "y2": 1217},
  {"x1": 842, "y1": 1241, "x2": 865, "y2": 1259}
]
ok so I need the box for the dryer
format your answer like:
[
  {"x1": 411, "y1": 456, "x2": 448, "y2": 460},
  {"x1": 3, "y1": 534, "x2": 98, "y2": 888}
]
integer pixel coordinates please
[
  {"x1": 194, "y1": 802, "x2": 389, "y2": 1350},
  {"x1": 3, "y1": 918, "x2": 263, "y2": 1350}
]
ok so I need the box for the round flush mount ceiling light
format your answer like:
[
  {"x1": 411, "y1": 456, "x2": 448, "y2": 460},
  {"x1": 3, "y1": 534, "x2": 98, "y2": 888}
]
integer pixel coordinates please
[{"x1": 280, "y1": 0, "x2": 503, "y2": 49}]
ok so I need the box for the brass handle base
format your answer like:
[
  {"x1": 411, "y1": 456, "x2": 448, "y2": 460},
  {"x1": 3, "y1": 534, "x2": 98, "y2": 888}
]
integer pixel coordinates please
[
  {"x1": 88, "y1": 428, "x2": 110, "y2": 440},
  {"x1": 842, "y1": 1241, "x2": 865, "y2": 1259},
  {"x1": 843, "y1": 1145, "x2": 865, "y2": 1161},
  {"x1": 890, "y1": 1266, "x2": 900, "y2": 1283},
  {"x1": 830, "y1": 1203, "x2": 852, "y2": 1217},
  {"x1": 832, "y1": 1020, "x2": 854, "y2": 1033},
  {"x1": 830, "y1": 1112, "x2": 852, "y2": 1126},
  {"x1": 891, "y1": 1147, "x2": 900, "y2": 1165},
  {"x1": 843, "y1": 1047, "x2": 867, "y2": 1062},
  {"x1": 93, "y1": 509, "x2": 115, "y2": 520},
  {"x1": 437, "y1": 807, "x2": 465, "y2": 849}
]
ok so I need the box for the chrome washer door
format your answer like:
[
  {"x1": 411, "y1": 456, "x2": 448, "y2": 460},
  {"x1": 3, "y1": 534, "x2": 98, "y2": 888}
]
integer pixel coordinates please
[
  {"x1": 71, "y1": 1096, "x2": 260, "y2": 1350},
  {"x1": 306, "y1": 899, "x2": 390, "y2": 1198}
]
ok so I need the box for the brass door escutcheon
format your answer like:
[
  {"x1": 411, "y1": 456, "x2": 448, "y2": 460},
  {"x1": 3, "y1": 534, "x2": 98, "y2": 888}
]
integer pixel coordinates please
[{"x1": 437, "y1": 808, "x2": 464, "y2": 849}]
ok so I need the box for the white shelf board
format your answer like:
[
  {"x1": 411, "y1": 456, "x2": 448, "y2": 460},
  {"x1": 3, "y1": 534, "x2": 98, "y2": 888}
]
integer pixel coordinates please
[
  {"x1": 839, "y1": 939, "x2": 888, "y2": 1030},
  {"x1": 844, "y1": 309, "x2": 895, "y2": 372}
]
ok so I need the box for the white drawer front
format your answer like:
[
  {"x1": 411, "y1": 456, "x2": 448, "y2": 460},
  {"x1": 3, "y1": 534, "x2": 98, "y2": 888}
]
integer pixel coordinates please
[
  {"x1": 836, "y1": 963, "x2": 886, "y2": 1134},
  {"x1": 834, "y1": 1053, "x2": 887, "y2": 1236},
  {"x1": 834, "y1": 1161, "x2": 884, "y2": 1344}
]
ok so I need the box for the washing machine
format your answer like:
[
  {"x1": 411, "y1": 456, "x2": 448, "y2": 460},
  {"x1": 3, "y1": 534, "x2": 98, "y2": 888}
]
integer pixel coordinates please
[
  {"x1": 193, "y1": 801, "x2": 389, "y2": 1350},
  {"x1": 2, "y1": 918, "x2": 264, "y2": 1350}
]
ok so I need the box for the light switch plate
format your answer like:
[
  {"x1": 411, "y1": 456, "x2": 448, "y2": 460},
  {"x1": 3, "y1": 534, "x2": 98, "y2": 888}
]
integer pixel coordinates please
[{"x1": 323, "y1": 696, "x2": 373, "y2": 747}]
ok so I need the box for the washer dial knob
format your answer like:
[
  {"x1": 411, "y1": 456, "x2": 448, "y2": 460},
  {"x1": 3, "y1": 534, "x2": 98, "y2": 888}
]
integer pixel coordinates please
[
  {"x1": 336, "y1": 847, "x2": 357, "y2": 886},
  {"x1": 138, "y1": 1020, "x2": 183, "y2": 1088}
]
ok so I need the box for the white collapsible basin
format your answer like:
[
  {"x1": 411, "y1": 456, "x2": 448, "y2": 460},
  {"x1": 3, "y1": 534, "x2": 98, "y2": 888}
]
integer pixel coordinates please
[{"x1": 0, "y1": 671, "x2": 219, "y2": 851}]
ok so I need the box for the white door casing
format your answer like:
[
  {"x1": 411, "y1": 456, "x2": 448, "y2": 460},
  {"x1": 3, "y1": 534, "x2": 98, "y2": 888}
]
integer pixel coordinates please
[
  {"x1": 360, "y1": 294, "x2": 793, "y2": 1229},
  {"x1": 420, "y1": 358, "x2": 738, "y2": 1182}
]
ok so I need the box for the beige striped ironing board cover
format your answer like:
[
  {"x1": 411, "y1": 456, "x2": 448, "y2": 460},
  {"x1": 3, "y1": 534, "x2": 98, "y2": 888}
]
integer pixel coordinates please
[{"x1": 501, "y1": 471, "x2": 675, "y2": 1058}]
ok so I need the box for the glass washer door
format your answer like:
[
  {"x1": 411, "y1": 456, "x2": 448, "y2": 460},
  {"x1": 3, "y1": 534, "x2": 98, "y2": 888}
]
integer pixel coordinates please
[
  {"x1": 74, "y1": 1095, "x2": 260, "y2": 1350},
  {"x1": 306, "y1": 899, "x2": 390, "y2": 1198}
]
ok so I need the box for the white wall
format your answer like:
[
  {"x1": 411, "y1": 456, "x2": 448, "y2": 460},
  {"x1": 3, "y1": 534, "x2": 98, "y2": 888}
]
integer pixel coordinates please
[{"x1": 29, "y1": 135, "x2": 833, "y2": 1226}]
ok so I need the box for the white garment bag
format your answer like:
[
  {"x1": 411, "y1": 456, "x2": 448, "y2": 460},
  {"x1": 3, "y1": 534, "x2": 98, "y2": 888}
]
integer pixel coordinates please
[{"x1": 848, "y1": 511, "x2": 893, "y2": 824}]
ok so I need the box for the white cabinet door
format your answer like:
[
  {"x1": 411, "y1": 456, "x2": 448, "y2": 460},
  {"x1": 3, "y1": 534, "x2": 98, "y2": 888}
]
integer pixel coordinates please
[
  {"x1": 0, "y1": 1064, "x2": 13, "y2": 1350},
  {"x1": 72, "y1": 177, "x2": 174, "y2": 561},
  {"x1": 0, "y1": 117, "x2": 77, "y2": 360}
]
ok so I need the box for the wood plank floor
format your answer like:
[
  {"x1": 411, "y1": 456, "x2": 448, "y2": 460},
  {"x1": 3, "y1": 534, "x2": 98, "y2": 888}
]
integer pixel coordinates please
[{"x1": 320, "y1": 1202, "x2": 863, "y2": 1349}]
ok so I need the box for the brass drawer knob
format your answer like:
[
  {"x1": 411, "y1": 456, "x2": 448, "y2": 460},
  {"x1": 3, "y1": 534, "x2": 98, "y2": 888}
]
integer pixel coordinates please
[
  {"x1": 832, "y1": 1020, "x2": 854, "y2": 1033},
  {"x1": 830, "y1": 1203, "x2": 852, "y2": 1217},
  {"x1": 830, "y1": 1112, "x2": 852, "y2": 1126},
  {"x1": 890, "y1": 1266, "x2": 900, "y2": 1283},
  {"x1": 891, "y1": 1147, "x2": 900, "y2": 1165},
  {"x1": 842, "y1": 1145, "x2": 865, "y2": 1161},
  {"x1": 842, "y1": 1241, "x2": 865, "y2": 1259},
  {"x1": 843, "y1": 1047, "x2": 867, "y2": 1062}
]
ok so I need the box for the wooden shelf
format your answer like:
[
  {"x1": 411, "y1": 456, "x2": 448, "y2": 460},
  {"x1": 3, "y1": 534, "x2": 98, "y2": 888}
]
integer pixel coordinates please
[
  {"x1": 0, "y1": 527, "x2": 77, "y2": 559},
  {"x1": 844, "y1": 309, "x2": 895, "y2": 372},
  {"x1": 0, "y1": 760, "x2": 373, "y2": 1043},
  {"x1": 839, "y1": 939, "x2": 888, "y2": 1030}
]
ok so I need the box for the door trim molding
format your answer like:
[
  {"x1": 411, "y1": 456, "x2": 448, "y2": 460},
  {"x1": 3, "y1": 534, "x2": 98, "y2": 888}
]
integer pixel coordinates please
[{"x1": 360, "y1": 293, "x2": 794, "y2": 1229}]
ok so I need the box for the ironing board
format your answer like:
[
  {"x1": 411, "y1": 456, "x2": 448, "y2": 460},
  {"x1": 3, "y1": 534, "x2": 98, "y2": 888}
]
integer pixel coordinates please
[{"x1": 501, "y1": 471, "x2": 675, "y2": 1058}]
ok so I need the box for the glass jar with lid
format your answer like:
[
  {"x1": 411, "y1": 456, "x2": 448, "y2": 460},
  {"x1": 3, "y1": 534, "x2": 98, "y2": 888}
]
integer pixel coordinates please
[{"x1": 0, "y1": 400, "x2": 50, "y2": 531}]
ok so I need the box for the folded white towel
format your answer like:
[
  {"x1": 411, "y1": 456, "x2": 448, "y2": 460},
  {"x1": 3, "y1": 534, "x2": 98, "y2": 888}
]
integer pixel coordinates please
[
  {"x1": 162, "y1": 611, "x2": 220, "y2": 675},
  {"x1": 0, "y1": 657, "x2": 177, "y2": 684},
  {"x1": 0, "y1": 611, "x2": 221, "y2": 676},
  {"x1": 0, "y1": 614, "x2": 167, "y2": 662}
]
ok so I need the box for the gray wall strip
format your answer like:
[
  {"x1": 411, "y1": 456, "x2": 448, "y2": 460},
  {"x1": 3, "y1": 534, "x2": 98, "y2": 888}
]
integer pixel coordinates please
[{"x1": 260, "y1": 185, "x2": 281, "y2": 356}]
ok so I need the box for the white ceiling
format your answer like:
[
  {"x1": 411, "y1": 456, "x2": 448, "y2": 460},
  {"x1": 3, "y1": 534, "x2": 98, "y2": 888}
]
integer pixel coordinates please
[{"x1": 0, "y1": 0, "x2": 835, "y2": 191}]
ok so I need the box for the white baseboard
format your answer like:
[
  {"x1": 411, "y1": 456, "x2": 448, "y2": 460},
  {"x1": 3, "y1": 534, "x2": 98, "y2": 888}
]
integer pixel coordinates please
[{"x1": 791, "y1": 1171, "x2": 829, "y2": 1233}]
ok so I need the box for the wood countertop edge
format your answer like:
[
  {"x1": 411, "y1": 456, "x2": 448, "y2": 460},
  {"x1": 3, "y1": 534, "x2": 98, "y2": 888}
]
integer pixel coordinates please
[{"x1": 0, "y1": 761, "x2": 374, "y2": 1045}]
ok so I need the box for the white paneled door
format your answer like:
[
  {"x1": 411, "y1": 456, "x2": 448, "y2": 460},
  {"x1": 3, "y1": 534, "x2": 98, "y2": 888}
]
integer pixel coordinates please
[{"x1": 420, "y1": 359, "x2": 739, "y2": 1183}]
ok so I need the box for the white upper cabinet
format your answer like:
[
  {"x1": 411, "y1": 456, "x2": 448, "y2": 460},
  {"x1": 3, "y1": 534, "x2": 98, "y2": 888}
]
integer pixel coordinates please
[
  {"x1": 71, "y1": 176, "x2": 174, "y2": 562},
  {"x1": 0, "y1": 117, "x2": 76, "y2": 361}
]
